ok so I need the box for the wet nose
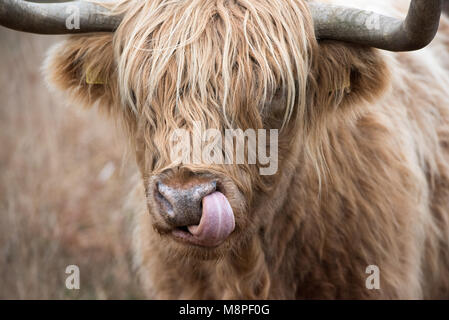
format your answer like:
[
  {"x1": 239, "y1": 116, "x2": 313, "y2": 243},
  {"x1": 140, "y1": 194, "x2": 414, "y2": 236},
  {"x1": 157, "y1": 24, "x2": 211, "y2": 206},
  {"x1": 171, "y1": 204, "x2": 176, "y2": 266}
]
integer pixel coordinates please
[{"x1": 154, "y1": 180, "x2": 217, "y2": 227}]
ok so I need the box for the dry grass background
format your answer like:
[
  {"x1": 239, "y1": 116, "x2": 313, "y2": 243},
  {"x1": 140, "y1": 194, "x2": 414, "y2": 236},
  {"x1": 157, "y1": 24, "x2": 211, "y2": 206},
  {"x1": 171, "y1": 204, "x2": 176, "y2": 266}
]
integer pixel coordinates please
[{"x1": 0, "y1": 28, "x2": 144, "y2": 299}]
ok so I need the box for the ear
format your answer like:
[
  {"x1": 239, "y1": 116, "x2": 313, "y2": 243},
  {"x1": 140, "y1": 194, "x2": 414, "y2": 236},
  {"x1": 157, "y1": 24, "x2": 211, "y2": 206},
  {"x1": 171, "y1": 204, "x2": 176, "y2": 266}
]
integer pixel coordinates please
[
  {"x1": 44, "y1": 34, "x2": 119, "y2": 115},
  {"x1": 306, "y1": 41, "x2": 390, "y2": 131}
]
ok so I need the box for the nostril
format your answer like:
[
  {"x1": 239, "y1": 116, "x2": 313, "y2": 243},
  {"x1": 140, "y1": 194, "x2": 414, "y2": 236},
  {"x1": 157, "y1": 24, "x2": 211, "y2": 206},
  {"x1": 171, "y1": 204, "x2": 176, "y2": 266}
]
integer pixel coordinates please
[
  {"x1": 191, "y1": 180, "x2": 217, "y2": 201},
  {"x1": 155, "y1": 182, "x2": 175, "y2": 217}
]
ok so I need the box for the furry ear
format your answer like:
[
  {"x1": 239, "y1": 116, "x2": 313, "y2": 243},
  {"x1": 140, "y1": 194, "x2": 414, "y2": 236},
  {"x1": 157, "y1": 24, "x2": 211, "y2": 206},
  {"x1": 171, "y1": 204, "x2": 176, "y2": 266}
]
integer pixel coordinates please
[
  {"x1": 45, "y1": 34, "x2": 119, "y2": 115},
  {"x1": 305, "y1": 41, "x2": 390, "y2": 132}
]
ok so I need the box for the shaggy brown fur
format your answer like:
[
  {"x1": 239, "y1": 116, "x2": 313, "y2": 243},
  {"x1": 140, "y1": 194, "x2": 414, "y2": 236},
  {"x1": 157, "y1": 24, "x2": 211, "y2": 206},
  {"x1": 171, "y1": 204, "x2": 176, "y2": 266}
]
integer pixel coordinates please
[{"x1": 45, "y1": 0, "x2": 449, "y2": 299}]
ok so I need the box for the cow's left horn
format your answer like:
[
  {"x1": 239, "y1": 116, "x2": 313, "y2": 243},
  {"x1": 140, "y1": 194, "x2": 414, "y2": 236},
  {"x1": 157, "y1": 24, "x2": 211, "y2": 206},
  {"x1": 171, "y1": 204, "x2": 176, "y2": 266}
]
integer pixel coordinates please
[
  {"x1": 309, "y1": 0, "x2": 443, "y2": 51},
  {"x1": 0, "y1": 0, "x2": 122, "y2": 34}
]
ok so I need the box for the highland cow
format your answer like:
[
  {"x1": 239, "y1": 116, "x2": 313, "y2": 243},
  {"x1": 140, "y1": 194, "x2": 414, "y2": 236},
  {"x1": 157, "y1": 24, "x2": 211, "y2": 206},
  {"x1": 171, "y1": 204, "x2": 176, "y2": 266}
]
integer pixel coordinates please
[{"x1": 2, "y1": 0, "x2": 449, "y2": 299}]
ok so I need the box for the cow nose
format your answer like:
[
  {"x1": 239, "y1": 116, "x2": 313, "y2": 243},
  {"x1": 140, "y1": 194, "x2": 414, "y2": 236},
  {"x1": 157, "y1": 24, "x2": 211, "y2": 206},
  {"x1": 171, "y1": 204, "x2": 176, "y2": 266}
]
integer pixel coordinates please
[{"x1": 155, "y1": 180, "x2": 217, "y2": 227}]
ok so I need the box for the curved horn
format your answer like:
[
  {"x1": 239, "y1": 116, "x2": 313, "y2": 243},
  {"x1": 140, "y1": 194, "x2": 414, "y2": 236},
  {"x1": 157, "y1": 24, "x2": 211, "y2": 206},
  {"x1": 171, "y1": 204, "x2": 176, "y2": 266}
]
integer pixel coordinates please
[
  {"x1": 309, "y1": 0, "x2": 443, "y2": 51},
  {"x1": 0, "y1": 0, "x2": 122, "y2": 34}
]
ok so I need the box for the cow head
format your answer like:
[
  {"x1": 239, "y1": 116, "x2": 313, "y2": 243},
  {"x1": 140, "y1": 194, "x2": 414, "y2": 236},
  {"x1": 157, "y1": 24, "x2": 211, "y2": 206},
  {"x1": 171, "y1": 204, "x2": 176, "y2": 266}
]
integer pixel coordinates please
[{"x1": 1, "y1": 0, "x2": 443, "y2": 259}]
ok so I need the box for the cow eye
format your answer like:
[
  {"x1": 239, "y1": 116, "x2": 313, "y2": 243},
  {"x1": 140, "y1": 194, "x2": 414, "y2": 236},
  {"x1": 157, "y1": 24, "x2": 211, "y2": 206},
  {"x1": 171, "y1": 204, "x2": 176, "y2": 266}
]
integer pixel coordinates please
[
  {"x1": 272, "y1": 88, "x2": 283, "y2": 101},
  {"x1": 264, "y1": 88, "x2": 285, "y2": 113},
  {"x1": 130, "y1": 89, "x2": 137, "y2": 105}
]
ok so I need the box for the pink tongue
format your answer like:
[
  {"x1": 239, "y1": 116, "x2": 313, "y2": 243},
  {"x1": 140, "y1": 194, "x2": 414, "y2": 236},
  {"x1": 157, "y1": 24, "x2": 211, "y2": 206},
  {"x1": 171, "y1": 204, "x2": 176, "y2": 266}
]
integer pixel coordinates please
[{"x1": 187, "y1": 192, "x2": 235, "y2": 247}]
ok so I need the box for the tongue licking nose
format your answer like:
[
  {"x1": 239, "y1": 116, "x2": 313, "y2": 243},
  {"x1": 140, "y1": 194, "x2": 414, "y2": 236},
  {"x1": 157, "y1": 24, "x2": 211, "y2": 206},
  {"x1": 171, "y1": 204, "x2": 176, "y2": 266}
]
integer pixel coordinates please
[{"x1": 187, "y1": 192, "x2": 235, "y2": 247}]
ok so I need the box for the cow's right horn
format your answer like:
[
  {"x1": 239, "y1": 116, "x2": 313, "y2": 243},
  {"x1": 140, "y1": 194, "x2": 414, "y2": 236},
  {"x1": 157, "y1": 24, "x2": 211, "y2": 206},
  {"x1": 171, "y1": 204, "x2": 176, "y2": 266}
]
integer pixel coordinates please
[{"x1": 0, "y1": 0, "x2": 123, "y2": 34}]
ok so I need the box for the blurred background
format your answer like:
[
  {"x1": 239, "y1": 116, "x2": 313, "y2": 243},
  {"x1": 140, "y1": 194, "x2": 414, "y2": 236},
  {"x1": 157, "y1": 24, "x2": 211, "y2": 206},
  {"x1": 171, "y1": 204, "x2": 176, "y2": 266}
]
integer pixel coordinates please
[{"x1": 0, "y1": 0, "x2": 144, "y2": 299}]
